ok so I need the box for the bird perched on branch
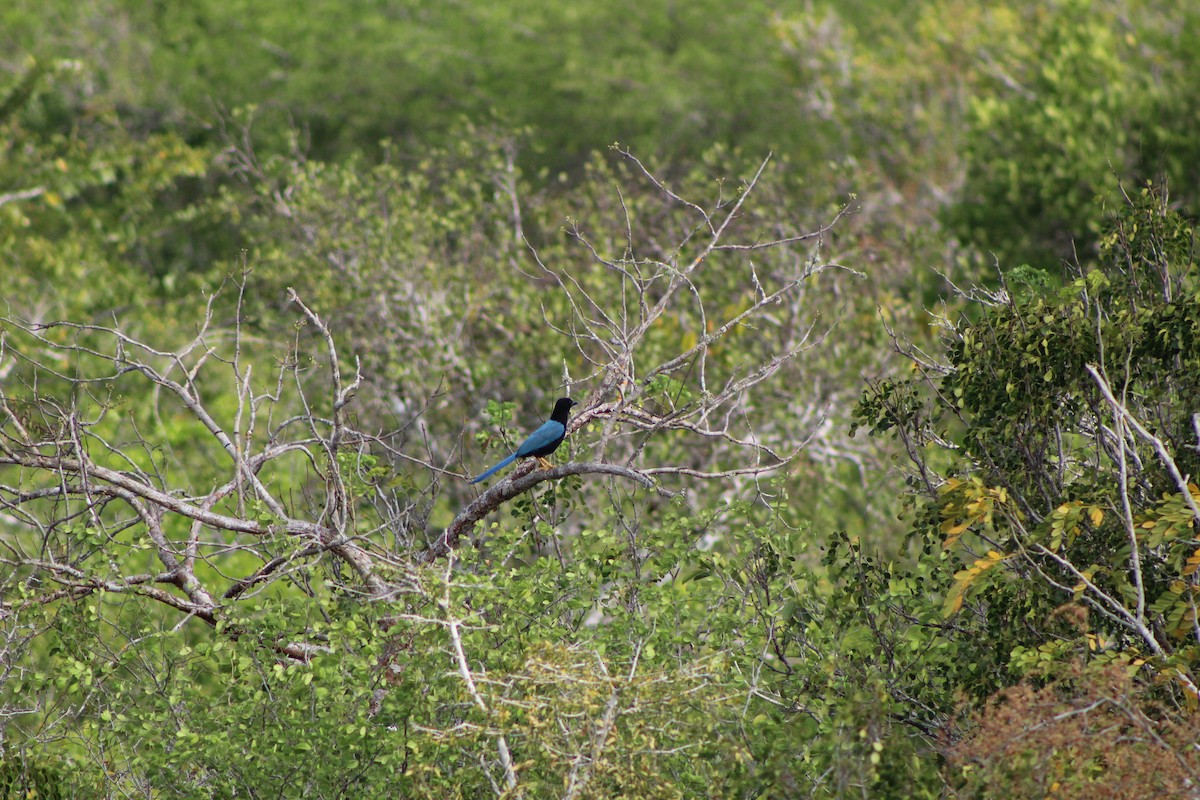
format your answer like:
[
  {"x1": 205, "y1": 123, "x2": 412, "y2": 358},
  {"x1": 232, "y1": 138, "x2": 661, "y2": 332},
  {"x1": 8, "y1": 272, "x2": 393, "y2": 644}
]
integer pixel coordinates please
[{"x1": 468, "y1": 397, "x2": 578, "y2": 484}]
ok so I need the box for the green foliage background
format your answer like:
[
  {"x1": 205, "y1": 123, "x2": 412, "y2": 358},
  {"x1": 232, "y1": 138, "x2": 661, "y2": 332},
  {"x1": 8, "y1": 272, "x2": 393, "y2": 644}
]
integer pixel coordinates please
[{"x1": 2, "y1": 0, "x2": 1199, "y2": 796}]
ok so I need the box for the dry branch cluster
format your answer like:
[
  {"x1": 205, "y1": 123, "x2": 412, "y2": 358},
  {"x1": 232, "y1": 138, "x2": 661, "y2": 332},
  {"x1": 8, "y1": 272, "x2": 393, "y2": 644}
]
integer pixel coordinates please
[{"x1": 1, "y1": 155, "x2": 845, "y2": 658}]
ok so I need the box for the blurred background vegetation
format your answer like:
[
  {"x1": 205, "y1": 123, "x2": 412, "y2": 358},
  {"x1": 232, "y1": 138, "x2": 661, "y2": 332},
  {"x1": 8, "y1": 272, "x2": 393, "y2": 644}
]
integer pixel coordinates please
[{"x1": 2, "y1": 0, "x2": 1199, "y2": 796}]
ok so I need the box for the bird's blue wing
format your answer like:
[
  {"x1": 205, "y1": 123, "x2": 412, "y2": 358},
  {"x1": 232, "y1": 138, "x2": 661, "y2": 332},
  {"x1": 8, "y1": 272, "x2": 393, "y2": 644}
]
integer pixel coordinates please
[
  {"x1": 468, "y1": 453, "x2": 517, "y2": 484},
  {"x1": 470, "y1": 420, "x2": 565, "y2": 484},
  {"x1": 515, "y1": 420, "x2": 565, "y2": 457}
]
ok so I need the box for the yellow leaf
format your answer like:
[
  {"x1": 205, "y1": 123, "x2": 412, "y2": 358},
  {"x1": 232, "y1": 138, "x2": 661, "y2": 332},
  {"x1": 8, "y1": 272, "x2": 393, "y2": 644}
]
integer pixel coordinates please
[
  {"x1": 943, "y1": 553, "x2": 1009, "y2": 617},
  {"x1": 1088, "y1": 507, "x2": 1103, "y2": 527},
  {"x1": 943, "y1": 588, "x2": 964, "y2": 617},
  {"x1": 1183, "y1": 548, "x2": 1200, "y2": 577},
  {"x1": 941, "y1": 521, "x2": 970, "y2": 549}
]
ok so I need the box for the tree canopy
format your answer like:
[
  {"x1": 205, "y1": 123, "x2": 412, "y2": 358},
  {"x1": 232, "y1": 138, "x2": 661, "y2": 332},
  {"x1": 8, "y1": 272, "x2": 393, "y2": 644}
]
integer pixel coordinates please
[{"x1": 2, "y1": 0, "x2": 1199, "y2": 797}]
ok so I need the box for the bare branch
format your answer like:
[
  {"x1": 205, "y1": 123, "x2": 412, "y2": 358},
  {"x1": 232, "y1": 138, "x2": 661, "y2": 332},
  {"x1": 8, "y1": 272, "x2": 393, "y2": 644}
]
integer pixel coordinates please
[
  {"x1": 423, "y1": 460, "x2": 669, "y2": 561},
  {"x1": 1087, "y1": 364, "x2": 1200, "y2": 528},
  {"x1": 0, "y1": 187, "x2": 46, "y2": 207},
  {"x1": 442, "y1": 557, "x2": 519, "y2": 795}
]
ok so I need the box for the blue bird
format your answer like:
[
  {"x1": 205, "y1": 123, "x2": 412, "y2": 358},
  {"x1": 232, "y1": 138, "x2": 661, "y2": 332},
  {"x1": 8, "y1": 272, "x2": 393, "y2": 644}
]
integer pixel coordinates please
[{"x1": 469, "y1": 397, "x2": 578, "y2": 484}]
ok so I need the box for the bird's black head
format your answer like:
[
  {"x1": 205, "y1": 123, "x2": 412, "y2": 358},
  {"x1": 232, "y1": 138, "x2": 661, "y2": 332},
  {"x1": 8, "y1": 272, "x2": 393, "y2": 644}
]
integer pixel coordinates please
[{"x1": 551, "y1": 397, "x2": 577, "y2": 422}]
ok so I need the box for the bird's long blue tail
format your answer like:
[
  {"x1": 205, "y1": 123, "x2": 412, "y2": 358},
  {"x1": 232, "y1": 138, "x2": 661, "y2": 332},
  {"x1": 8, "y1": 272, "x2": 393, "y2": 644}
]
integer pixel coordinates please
[{"x1": 469, "y1": 453, "x2": 517, "y2": 484}]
